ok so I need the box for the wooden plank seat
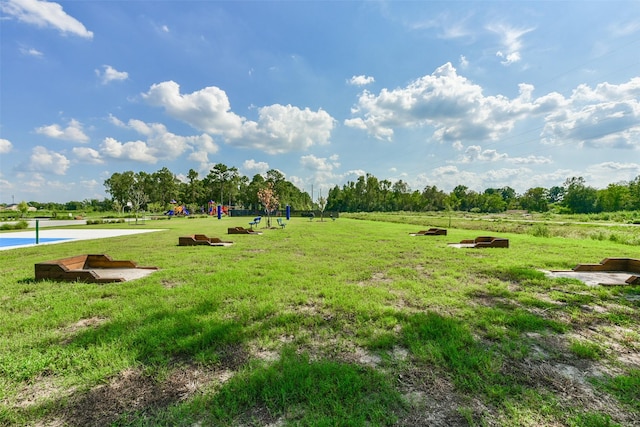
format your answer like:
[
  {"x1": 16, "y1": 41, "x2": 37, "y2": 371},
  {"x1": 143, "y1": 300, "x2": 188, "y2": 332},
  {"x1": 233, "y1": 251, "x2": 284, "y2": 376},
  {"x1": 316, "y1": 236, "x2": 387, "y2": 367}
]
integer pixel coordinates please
[
  {"x1": 410, "y1": 228, "x2": 447, "y2": 236},
  {"x1": 35, "y1": 254, "x2": 158, "y2": 283},
  {"x1": 178, "y1": 234, "x2": 233, "y2": 246},
  {"x1": 228, "y1": 227, "x2": 262, "y2": 235},
  {"x1": 448, "y1": 236, "x2": 509, "y2": 248}
]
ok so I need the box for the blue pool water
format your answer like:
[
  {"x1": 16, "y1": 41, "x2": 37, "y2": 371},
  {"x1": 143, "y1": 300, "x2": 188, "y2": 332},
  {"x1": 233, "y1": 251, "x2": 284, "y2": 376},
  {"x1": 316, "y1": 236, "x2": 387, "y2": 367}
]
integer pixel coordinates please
[{"x1": 0, "y1": 237, "x2": 73, "y2": 248}]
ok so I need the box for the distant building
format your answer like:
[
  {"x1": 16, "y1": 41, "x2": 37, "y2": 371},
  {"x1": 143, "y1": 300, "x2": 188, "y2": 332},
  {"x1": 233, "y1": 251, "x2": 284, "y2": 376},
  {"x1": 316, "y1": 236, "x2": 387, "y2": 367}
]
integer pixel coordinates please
[{"x1": 1, "y1": 204, "x2": 37, "y2": 212}]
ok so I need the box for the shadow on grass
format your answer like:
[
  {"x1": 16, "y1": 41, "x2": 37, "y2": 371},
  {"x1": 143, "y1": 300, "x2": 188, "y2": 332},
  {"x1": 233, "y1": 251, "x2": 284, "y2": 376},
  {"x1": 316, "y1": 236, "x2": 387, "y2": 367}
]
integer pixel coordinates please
[{"x1": 8, "y1": 299, "x2": 249, "y2": 426}]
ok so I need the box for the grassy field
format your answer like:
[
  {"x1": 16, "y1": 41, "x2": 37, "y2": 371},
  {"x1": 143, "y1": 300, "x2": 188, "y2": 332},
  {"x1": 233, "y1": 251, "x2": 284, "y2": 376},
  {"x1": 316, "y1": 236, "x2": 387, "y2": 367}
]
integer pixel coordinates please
[{"x1": 1, "y1": 214, "x2": 639, "y2": 426}]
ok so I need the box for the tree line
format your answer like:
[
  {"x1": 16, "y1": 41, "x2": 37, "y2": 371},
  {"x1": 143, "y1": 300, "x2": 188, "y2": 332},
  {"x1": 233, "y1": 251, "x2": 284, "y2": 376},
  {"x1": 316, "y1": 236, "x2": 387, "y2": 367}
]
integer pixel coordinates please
[
  {"x1": 102, "y1": 165, "x2": 313, "y2": 215},
  {"x1": 325, "y1": 174, "x2": 640, "y2": 214},
  {"x1": 9, "y1": 165, "x2": 640, "y2": 215}
]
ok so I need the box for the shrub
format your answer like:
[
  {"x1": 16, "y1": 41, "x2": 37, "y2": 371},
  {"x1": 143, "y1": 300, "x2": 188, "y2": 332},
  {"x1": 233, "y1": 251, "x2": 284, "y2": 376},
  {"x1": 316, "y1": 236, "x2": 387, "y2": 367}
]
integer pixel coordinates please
[
  {"x1": 530, "y1": 223, "x2": 551, "y2": 237},
  {"x1": 0, "y1": 220, "x2": 28, "y2": 230}
]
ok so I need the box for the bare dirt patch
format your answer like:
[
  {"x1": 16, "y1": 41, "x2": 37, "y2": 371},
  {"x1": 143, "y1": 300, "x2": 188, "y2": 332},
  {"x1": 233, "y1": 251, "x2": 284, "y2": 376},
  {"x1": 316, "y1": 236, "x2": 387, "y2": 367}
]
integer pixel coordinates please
[
  {"x1": 396, "y1": 366, "x2": 498, "y2": 426},
  {"x1": 54, "y1": 363, "x2": 220, "y2": 427}
]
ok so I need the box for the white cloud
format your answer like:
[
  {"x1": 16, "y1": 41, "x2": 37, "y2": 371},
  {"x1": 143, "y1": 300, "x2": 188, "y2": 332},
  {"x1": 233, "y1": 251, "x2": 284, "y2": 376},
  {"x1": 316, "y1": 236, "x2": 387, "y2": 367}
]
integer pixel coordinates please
[
  {"x1": 100, "y1": 137, "x2": 157, "y2": 163},
  {"x1": 0, "y1": 139, "x2": 13, "y2": 154},
  {"x1": 35, "y1": 119, "x2": 89, "y2": 142},
  {"x1": 300, "y1": 154, "x2": 339, "y2": 172},
  {"x1": 187, "y1": 133, "x2": 218, "y2": 155},
  {"x1": 72, "y1": 146, "x2": 103, "y2": 164},
  {"x1": 142, "y1": 81, "x2": 245, "y2": 136},
  {"x1": 108, "y1": 114, "x2": 126, "y2": 127},
  {"x1": 240, "y1": 104, "x2": 335, "y2": 154},
  {"x1": 459, "y1": 55, "x2": 469, "y2": 69},
  {"x1": 26, "y1": 146, "x2": 70, "y2": 175},
  {"x1": 142, "y1": 81, "x2": 335, "y2": 154},
  {"x1": 106, "y1": 116, "x2": 217, "y2": 161},
  {"x1": 585, "y1": 162, "x2": 640, "y2": 188},
  {"x1": 19, "y1": 46, "x2": 43, "y2": 57},
  {"x1": 243, "y1": 159, "x2": 270, "y2": 174},
  {"x1": 456, "y1": 145, "x2": 551, "y2": 165},
  {"x1": 541, "y1": 78, "x2": 640, "y2": 149},
  {"x1": 186, "y1": 151, "x2": 211, "y2": 173},
  {"x1": 506, "y1": 155, "x2": 552, "y2": 165},
  {"x1": 1, "y1": 0, "x2": 93, "y2": 38},
  {"x1": 486, "y1": 22, "x2": 534, "y2": 66},
  {"x1": 348, "y1": 75, "x2": 375, "y2": 86},
  {"x1": 345, "y1": 62, "x2": 533, "y2": 142},
  {"x1": 459, "y1": 145, "x2": 508, "y2": 163},
  {"x1": 96, "y1": 65, "x2": 128, "y2": 84}
]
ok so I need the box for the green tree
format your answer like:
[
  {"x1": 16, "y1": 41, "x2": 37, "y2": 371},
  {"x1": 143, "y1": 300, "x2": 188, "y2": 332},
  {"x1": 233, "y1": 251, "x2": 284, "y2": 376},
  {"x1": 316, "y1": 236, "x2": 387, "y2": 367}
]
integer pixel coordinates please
[
  {"x1": 562, "y1": 177, "x2": 599, "y2": 214},
  {"x1": 17, "y1": 200, "x2": 29, "y2": 217},
  {"x1": 152, "y1": 167, "x2": 179, "y2": 208},
  {"x1": 520, "y1": 187, "x2": 549, "y2": 212},
  {"x1": 104, "y1": 171, "x2": 135, "y2": 212},
  {"x1": 206, "y1": 163, "x2": 239, "y2": 208}
]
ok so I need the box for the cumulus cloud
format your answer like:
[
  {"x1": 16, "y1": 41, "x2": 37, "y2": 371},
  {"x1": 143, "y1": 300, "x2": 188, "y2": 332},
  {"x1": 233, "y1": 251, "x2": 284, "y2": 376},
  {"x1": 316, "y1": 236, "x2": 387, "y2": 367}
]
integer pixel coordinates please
[
  {"x1": 26, "y1": 146, "x2": 70, "y2": 175},
  {"x1": 541, "y1": 78, "x2": 640, "y2": 149},
  {"x1": 1, "y1": 0, "x2": 93, "y2": 38},
  {"x1": 35, "y1": 119, "x2": 89, "y2": 142},
  {"x1": 105, "y1": 116, "x2": 218, "y2": 163},
  {"x1": 460, "y1": 145, "x2": 508, "y2": 163},
  {"x1": 585, "y1": 162, "x2": 640, "y2": 187},
  {"x1": 346, "y1": 63, "x2": 640, "y2": 151},
  {"x1": 300, "y1": 154, "x2": 340, "y2": 172},
  {"x1": 240, "y1": 104, "x2": 335, "y2": 154},
  {"x1": 142, "y1": 81, "x2": 245, "y2": 136},
  {"x1": 100, "y1": 137, "x2": 157, "y2": 163},
  {"x1": 243, "y1": 159, "x2": 270, "y2": 174},
  {"x1": 142, "y1": 81, "x2": 336, "y2": 154},
  {"x1": 348, "y1": 75, "x2": 375, "y2": 86},
  {"x1": 0, "y1": 139, "x2": 13, "y2": 154},
  {"x1": 96, "y1": 65, "x2": 128, "y2": 84},
  {"x1": 72, "y1": 146, "x2": 103, "y2": 164},
  {"x1": 456, "y1": 145, "x2": 551, "y2": 165},
  {"x1": 345, "y1": 62, "x2": 533, "y2": 142}
]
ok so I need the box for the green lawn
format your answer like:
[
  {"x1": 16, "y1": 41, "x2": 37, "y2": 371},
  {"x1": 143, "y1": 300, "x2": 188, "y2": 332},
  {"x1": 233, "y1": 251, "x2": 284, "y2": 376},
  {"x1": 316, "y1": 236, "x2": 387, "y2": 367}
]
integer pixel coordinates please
[{"x1": 1, "y1": 215, "x2": 639, "y2": 426}]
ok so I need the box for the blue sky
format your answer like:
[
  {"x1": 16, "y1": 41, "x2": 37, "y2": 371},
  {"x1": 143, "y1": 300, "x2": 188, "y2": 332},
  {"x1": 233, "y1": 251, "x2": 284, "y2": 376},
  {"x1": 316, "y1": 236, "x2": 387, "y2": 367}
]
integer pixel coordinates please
[{"x1": 1, "y1": 0, "x2": 640, "y2": 204}]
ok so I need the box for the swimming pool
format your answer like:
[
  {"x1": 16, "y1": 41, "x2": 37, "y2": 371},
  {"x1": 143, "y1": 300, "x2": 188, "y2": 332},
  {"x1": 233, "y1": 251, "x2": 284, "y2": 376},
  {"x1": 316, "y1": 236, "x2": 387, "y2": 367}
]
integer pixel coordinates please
[{"x1": 0, "y1": 237, "x2": 74, "y2": 248}]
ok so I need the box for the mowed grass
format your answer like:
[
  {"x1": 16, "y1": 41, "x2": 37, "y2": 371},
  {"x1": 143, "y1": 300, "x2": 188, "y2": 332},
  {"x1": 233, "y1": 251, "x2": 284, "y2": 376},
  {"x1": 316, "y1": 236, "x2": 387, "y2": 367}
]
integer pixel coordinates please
[{"x1": 1, "y1": 216, "x2": 639, "y2": 426}]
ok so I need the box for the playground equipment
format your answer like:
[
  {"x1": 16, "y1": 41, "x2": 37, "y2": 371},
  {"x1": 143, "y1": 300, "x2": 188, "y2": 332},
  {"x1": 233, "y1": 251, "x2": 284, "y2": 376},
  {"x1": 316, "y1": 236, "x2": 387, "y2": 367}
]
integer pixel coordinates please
[
  {"x1": 208, "y1": 201, "x2": 229, "y2": 216},
  {"x1": 35, "y1": 254, "x2": 158, "y2": 283},
  {"x1": 448, "y1": 236, "x2": 509, "y2": 248},
  {"x1": 166, "y1": 205, "x2": 189, "y2": 216},
  {"x1": 178, "y1": 234, "x2": 233, "y2": 246},
  {"x1": 410, "y1": 228, "x2": 447, "y2": 236},
  {"x1": 546, "y1": 258, "x2": 640, "y2": 286}
]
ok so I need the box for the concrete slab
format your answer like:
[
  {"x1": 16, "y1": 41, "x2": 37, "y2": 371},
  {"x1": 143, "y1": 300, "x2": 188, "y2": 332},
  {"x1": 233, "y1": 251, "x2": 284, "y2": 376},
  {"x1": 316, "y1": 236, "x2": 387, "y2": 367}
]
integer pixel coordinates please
[
  {"x1": 0, "y1": 228, "x2": 166, "y2": 251},
  {"x1": 543, "y1": 270, "x2": 639, "y2": 287}
]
